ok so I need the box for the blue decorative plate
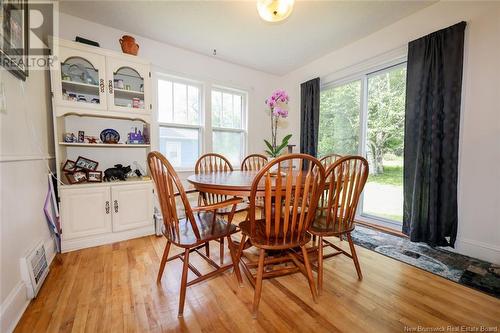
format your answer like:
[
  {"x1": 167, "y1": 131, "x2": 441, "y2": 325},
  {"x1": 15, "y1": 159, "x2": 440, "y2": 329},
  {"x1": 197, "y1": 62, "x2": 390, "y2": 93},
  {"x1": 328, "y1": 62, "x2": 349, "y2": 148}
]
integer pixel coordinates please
[{"x1": 100, "y1": 129, "x2": 120, "y2": 144}]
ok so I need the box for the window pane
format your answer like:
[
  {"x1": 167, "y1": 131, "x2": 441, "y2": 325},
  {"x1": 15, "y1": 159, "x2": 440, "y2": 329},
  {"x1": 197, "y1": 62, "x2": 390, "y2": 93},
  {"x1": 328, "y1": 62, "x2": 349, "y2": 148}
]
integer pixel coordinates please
[
  {"x1": 187, "y1": 85, "x2": 200, "y2": 124},
  {"x1": 318, "y1": 81, "x2": 361, "y2": 156},
  {"x1": 221, "y1": 92, "x2": 233, "y2": 128},
  {"x1": 233, "y1": 95, "x2": 242, "y2": 129},
  {"x1": 212, "y1": 91, "x2": 222, "y2": 127},
  {"x1": 159, "y1": 127, "x2": 200, "y2": 168},
  {"x1": 362, "y1": 66, "x2": 406, "y2": 222},
  {"x1": 212, "y1": 131, "x2": 244, "y2": 165},
  {"x1": 173, "y1": 83, "x2": 187, "y2": 124},
  {"x1": 158, "y1": 79, "x2": 172, "y2": 123}
]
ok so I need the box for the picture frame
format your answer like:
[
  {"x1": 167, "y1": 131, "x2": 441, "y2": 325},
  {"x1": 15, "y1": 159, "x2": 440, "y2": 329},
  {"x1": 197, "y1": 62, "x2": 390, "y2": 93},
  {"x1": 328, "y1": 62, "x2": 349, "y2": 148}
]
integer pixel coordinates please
[
  {"x1": 0, "y1": 0, "x2": 29, "y2": 80},
  {"x1": 62, "y1": 160, "x2": 76, "y2": 172},
  {"x1": 87, "y1": 170, "x2": 102, "y2": 183},
  {"x1": 65, "y1": 170, "x2": 87, "y2": 184},
  {"x1": 75, "y1": 156, "x2": 98, "y2": 171}
]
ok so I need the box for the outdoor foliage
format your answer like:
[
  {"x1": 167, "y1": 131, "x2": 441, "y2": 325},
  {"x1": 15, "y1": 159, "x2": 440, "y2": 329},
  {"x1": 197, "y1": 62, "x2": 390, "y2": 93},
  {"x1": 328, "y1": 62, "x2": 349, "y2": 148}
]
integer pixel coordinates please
[{"x1": 318, "y1": 67, "x2": 406, "y2": 175}]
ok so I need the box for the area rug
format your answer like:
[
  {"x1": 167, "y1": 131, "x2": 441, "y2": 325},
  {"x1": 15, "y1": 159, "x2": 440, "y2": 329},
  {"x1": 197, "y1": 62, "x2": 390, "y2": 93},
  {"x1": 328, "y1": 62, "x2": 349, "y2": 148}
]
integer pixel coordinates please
[{"x1": 350, "y1": 225, "x2": 500, "y2": 298}]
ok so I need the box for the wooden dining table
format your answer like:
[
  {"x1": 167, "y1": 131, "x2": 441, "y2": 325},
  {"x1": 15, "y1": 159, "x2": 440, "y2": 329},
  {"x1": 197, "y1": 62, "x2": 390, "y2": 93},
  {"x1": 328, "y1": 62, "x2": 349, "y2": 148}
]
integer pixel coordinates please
[{"x1": 187, "y1": 170, "x2": 272, "y2": 197}]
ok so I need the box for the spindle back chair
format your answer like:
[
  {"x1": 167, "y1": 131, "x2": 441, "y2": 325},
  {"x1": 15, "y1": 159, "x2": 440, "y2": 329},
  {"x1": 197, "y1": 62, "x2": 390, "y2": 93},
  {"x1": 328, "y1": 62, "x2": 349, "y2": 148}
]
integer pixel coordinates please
[
  {"x1": 236, "y1": 154, "x2": 325, "y2": 317},
  {"x1": 309, "y1": 155, "x2": 369, "y2": 294},
  {"x1": 241, "y1": 154, "x2": 268, "y2": 171},
  {"x1": 148, "y1": 151, "x2": 242, "y2": 317}
]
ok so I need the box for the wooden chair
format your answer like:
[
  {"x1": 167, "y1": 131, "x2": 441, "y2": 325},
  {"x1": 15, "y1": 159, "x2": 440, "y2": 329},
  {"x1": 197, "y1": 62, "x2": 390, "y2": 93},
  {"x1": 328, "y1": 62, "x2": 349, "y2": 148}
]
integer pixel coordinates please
[
  {"x1": 195, "y1": 153, "x2": 246, "y2": 264},
  {"x1": 148, "y1": 151, "x2": 243, "y2": 317},
  {"x1": 317, "y1": 153, "x2": 343, "y2": 213},
  {"x1": 309, "y1": 156, "x2": 369, "y2": 294},
  {"x1": 241, "y1": 154, "x2": 268, "y2": 171},
  {"x1": 236, "y1": 154, "x2": 326, "y2": 317},
  {"x1": 319, "y1": 153, "x2": 343, "y2": 168}
]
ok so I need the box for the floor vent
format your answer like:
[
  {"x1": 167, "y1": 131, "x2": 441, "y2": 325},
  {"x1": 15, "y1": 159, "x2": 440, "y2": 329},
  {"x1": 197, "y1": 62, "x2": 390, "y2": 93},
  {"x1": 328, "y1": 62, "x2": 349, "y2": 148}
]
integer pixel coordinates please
[{"x1": 20, "y1": 242, "x2": 50, "y2": 299}]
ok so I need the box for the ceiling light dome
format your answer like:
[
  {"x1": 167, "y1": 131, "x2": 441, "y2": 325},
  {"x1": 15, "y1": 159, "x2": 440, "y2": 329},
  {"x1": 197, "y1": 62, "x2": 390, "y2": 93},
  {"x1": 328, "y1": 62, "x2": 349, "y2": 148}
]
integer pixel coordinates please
[{"x1": 257, "y1": 0, "x2": 295, "y2": 23}]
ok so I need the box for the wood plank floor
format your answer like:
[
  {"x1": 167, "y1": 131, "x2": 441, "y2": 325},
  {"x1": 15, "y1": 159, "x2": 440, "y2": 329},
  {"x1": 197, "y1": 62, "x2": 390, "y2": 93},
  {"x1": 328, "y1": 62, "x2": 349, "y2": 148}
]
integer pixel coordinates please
[{"x1": 15, "y1": 219, "x2": 500, "y2": 332}]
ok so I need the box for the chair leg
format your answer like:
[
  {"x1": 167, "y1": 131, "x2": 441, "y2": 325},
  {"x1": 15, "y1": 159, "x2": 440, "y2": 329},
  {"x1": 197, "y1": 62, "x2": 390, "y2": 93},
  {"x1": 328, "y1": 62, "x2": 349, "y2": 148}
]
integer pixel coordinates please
[
  {"x1": 236, "y1": 234, "x2": 247, "y2": 262},
  {"x1": 157, "y1": 241, "x2": 171, "y2": 283},
  {"x1": 347, "y1": 233, "x2": 362, "y2": 280},
  {"x1": 219, "y1": 237, "x2": 224, "y2": 265},
  {"x1": 205, "y1": 242, "x2": 210, "y2": 257},
  {"x1": 318, "y1": 236, "x2": 323, "y2": 295},
  {"x1": 312, "y1": 234, "x2": 317, "y2": 245},
  {"x1": 252, "y1": 248, "x2": 265, "y2": 318},
  {"x1": 227, "y1": 236, "x2": 243, "y2": 286},
  {"x1": 178, "y1": 248, "x2": 190, "y2": 317},
  {"x1": 301, "y1": 245, "x2": 317, "y2": 303}
]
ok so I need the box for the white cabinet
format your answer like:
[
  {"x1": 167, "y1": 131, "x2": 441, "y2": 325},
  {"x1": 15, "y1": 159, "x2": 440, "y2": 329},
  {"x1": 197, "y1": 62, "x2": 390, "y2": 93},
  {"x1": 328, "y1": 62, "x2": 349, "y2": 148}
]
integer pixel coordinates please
[
  {"x1": 106, "y1": 56, "x2": 151, "y2": 114},
  {"x1": 111, "y1": 183, "x2": 153, "y2": 232},
  {"x1": 60, "y1": 182, "x2": 154, "y2": 251},
  {"x1": 53, "y1": 46, "x2": 108, "y2": 110},
  {"x1": 51, "y1": 38, "x2": 151, "y2": 116},
  {"x1": 60, "y1": 187, "x2": 112, "y2": 240}
]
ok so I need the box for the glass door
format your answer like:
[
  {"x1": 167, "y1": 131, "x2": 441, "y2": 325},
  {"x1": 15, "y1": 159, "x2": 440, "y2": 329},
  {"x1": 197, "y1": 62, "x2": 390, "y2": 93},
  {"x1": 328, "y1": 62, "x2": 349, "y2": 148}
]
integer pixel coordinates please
[
  {"x1": 360, "y1": 65, "x2": 406, "y2": 226},
  {"x1": 55, "y1": 47, "x2": 107, "y2": 110},
  {"x1": 106, "y1": 57, "x2": 150, "y2": 114}
]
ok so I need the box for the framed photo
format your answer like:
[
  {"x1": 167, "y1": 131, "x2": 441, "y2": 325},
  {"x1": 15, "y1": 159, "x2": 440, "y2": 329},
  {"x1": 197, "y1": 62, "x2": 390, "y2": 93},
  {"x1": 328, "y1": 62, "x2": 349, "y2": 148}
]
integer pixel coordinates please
[
  {"x1": 65, "y1": 170, "x2": 87, "y2": 184},
  {"x1": 62, "y1": 160, "x2": 76, "y2": 172},
  {"x1": 75, "y1": 156, "x2": 98, "y2": 171},
  {"x1": 87, "y1": 170, "x2": 102, "y2": 183},
  {"x1": 0, "y1": 0, "x2": 29, "y2": 80}
]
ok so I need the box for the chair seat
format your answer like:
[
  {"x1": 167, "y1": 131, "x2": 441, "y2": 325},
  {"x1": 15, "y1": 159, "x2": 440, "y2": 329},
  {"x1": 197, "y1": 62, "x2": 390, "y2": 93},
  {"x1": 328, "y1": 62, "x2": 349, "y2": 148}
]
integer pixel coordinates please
[
  {"x1": 239, "y1": 219, "x2": 311, "y2": 250},
  {"x1": 163, "y1": 211, "x2": 237, "y2": 247},
  {"x1": 309, "y1": 215, "x2": 355, "y2": 235}
]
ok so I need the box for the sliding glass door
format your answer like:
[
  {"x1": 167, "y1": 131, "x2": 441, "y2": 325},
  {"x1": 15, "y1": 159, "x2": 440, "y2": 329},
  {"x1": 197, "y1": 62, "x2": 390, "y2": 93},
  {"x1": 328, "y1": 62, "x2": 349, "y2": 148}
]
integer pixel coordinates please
[{"x1": 318, "y1": 63, "x2": 407, "y2": 229}]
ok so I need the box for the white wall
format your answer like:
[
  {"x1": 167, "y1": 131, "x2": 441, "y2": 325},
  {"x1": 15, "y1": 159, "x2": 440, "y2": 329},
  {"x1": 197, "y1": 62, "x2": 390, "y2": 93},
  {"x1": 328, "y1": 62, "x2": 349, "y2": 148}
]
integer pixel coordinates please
[
  {"x1": 282, "y1": 1, "x2": 500, "y2": 263},
  {"x1": 59, "y1": 13, "x2": 283, "y2": 162},
  {"x1": 0, "y1": 68, "x2": 56, "y2": 332}
]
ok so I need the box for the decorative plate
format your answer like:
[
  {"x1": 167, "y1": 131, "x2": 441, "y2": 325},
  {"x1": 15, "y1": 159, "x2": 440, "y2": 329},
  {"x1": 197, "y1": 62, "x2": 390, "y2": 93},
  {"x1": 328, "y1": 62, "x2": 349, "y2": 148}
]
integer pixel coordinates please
[{"x1": 100, "y1": 129, "x2": 120, "y2": 144}]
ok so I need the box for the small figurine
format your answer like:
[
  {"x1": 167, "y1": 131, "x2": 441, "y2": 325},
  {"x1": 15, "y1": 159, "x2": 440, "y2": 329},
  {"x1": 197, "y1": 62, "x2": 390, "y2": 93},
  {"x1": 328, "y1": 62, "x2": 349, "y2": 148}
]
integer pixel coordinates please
[
  {"x1": 127, "y1": 127, "x2": 144, "y2": 144},
  {"x1": 104, "y1": 164, "x2": 132, "y2": 181},
  {"x1": 86, "y1": 136, "x2": 98, "y2": 144}
]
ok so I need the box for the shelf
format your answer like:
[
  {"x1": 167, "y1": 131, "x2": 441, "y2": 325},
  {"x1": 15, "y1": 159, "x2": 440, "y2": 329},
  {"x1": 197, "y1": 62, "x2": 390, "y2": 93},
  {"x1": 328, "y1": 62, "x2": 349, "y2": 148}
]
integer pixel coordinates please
[
  {"x1": 62, "y1": 80, "x2": 99, "y2": 95},
  {"x1": 60, "y1": 177, "x2": 152, "y2": 189},
  {"x1": 114, "y1": 88, "x2": 144, "y2": 96},
  {"x1": 59, "y1": 142, "x2": 150, "y2": 148},
  {"x1": 55, "y1": 107, "x2": 151, "y2": 122}
]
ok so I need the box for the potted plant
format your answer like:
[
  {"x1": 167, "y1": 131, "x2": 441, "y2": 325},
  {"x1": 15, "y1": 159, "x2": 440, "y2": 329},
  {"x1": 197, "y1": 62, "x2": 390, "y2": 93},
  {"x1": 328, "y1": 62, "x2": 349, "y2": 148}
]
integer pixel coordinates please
[{"x1": 264, "y1": 89, "x2": 292, "y2": 160}]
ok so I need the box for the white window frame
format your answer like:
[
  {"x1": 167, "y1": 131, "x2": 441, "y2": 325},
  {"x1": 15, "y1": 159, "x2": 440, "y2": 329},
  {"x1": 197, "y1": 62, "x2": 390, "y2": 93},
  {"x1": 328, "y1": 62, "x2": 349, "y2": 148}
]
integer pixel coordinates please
[
  {"x1": 210, "y1": 86, "x2": 248, "y2": 167},
  {"x1": 156, "y1": 74, "x2": 204, "y2": 171},
  {"x1": 319, "y1": 56, "x2": 407, "y2": 229}
]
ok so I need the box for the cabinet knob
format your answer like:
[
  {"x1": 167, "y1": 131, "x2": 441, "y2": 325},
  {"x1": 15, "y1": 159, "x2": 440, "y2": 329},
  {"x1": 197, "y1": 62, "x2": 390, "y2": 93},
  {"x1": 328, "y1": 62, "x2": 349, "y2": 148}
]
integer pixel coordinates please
[
  {"x1": 114, "y1": 200, "x2": 119, "y2": 213},
  {"x1": 105, "y1": 201, "x2": 110, "y2": 214},
  {"x1": 108, "y1": 80, "x2": 113, "y2": 94}
]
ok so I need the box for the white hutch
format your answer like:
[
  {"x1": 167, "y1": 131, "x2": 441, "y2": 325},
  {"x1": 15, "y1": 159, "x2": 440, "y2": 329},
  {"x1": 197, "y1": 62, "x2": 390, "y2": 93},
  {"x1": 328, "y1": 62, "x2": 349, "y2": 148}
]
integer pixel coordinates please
[{"x1": 50, "y1": 38, "x2": 155, "y2": 252}]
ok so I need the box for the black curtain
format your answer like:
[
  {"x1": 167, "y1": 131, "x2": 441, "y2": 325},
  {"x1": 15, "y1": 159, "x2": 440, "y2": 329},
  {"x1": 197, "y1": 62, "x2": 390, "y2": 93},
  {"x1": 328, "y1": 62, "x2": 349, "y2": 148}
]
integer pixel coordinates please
[
  {"x1": 403, "y1": 22, "x2": 466, "y2": 247},
  {"x1": 300, "y1": 78, "x2": 320, "y2": 157}
]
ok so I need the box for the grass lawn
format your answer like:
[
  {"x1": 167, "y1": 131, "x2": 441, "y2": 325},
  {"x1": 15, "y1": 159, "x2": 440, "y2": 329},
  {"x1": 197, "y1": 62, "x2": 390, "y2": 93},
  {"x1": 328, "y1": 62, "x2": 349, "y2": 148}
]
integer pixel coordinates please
[{"x1": 367, "y1": 165, "x2": 403, "y2": 186}]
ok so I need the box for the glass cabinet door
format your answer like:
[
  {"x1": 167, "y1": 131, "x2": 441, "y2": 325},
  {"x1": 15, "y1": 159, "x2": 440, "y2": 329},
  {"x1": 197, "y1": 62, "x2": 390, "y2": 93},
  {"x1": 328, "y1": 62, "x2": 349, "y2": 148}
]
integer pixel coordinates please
[
  {"x1": 106, "y1": 57, "x2": 150, "y2": 114},
  {"x1": 54, "y1": 47, "x2": 107, "y2": 110}
]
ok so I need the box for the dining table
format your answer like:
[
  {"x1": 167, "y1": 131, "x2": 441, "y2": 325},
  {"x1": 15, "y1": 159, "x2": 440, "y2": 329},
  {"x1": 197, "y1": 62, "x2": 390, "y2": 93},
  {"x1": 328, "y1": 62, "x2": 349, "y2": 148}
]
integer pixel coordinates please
[{"x1": 187, "y1": 170, "x2": 268, "y2": 198}]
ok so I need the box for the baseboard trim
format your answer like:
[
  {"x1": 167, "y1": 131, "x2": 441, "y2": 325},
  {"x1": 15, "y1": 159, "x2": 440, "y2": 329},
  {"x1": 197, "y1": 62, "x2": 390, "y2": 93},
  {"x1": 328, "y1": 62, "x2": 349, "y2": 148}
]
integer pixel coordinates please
[
  {"x1": 355, "y1": 220, "x2": 407, "y2": 238},
  {"x1": 61, "y1": 226, "x2": 155, "y2": 253},
  {"x1": 453, "y1": 238, "x2": 500, "y2": 264},
  {"x1": 0, "y1": 236, "x2": 56, "y2": 333}
]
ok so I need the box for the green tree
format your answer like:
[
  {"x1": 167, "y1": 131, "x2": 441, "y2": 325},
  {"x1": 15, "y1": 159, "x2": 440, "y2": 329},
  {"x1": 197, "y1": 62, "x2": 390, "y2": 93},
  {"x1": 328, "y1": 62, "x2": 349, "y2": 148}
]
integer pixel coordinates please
[{"x1": 366, "y1": 67, "x2": 406, "y2": 174}]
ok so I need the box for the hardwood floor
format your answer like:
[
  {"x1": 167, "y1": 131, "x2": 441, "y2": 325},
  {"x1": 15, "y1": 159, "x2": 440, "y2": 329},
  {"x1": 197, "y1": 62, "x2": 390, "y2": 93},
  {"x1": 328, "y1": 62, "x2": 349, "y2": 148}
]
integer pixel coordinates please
[{"x1": 15, "y1": 215, "x2": 500, "y2": 332}]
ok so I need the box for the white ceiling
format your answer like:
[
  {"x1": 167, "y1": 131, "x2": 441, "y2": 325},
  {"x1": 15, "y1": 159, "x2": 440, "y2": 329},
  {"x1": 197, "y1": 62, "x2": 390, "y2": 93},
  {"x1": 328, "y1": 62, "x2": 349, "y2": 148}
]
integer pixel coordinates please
[{"x1": 59, "y1": 1, "x2": 434, "y2": 75}]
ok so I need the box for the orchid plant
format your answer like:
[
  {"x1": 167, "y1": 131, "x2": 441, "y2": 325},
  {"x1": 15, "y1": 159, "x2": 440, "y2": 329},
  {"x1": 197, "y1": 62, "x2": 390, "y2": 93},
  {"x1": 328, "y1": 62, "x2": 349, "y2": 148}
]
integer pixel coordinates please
[{"x1": 264, "y1": 89, "x2": 292, "y2": 158}]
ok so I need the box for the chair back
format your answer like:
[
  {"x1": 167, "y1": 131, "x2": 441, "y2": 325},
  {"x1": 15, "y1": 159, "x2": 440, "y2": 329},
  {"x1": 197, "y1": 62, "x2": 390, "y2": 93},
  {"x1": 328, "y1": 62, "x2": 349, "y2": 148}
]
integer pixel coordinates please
[
  {"x1": 248, "y1": 154, "x2": 325, "y2": 247},
  {"x1": 318, "y1": 153, "x2": 343, "y2": 211},
  {"x1": 241, "y1": 154, "x2": 268, "y2": 171},
  {"x1": 195, "y1": 153, "x2": 233, "y2": 174},
  {"x1": 148, "y1": 152, "x2": 200, "y2": 242},
  {"x1": 319, "y1": 153, "x2": 343, "y2": 168},
  {"x1": 195, "y1": 153, "x2": 234, "y2": 206},
  {"x1": 321, "y1": 156, "x2": 369, "y2": 233}
]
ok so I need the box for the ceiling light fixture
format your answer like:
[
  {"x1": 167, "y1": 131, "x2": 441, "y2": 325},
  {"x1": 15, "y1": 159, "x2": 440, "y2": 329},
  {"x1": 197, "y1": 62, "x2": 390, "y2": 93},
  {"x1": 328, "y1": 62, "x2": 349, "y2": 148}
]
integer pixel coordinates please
[{"x1": 257, "y1": 0, "x2": 295, "y2": 23}]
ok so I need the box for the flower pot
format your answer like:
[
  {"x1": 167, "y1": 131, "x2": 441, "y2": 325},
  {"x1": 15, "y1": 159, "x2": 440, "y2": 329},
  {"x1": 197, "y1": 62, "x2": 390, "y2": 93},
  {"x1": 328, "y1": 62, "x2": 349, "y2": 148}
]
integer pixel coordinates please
[{"x1": 119, "y1": 35, "x2": 139, "y2": 56}]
